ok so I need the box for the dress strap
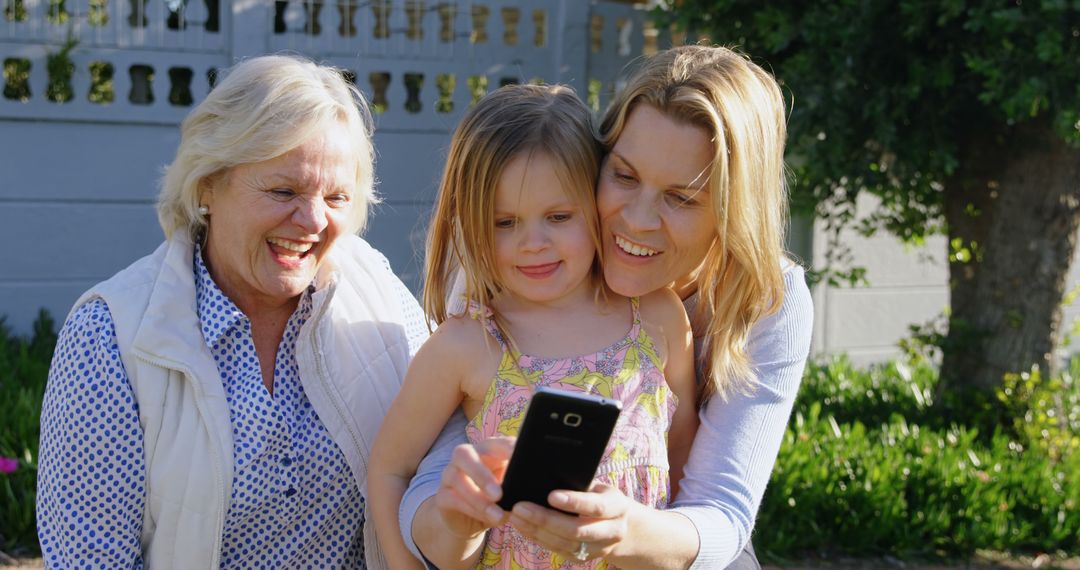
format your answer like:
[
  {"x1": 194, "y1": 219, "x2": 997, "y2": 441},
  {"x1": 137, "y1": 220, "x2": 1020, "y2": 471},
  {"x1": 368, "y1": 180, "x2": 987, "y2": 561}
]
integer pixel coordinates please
[
  {"x1": 625, "y1": 296, "x2": 644, "y2": 340},
  {"x1": 464, "y1": 299, "x2": 513, "y2": 352},
  {"x1": 630, "y1": 296, "x2": 642, "y2": 325}
]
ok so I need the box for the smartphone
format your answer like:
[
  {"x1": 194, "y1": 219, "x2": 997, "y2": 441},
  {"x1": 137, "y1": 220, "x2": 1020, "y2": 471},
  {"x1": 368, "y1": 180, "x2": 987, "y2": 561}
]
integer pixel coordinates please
[{"x1": 497, "y1": 387, "x2": 622, "y2": 513}]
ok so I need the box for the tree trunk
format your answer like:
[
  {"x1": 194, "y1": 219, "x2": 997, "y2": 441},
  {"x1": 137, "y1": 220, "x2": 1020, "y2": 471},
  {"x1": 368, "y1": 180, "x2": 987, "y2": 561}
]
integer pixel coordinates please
[{"x1": 940, "y1": 119, "x2": 1080, "y2": 397}]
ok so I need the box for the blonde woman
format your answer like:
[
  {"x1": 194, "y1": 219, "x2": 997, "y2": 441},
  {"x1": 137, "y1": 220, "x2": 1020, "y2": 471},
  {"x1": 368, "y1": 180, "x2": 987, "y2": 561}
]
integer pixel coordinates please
[
  {"x1": 36, "y1": 55, "x2": 452, "y2": 568},
  {"x1": 408, "y1": 46, "x2": 813, "y2": 569}
]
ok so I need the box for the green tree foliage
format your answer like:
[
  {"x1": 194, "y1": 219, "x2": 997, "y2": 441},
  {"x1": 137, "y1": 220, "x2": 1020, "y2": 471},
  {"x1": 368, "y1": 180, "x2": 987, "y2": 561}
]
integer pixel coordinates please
[
  {"x1": 665, "y1": 0, "x2": 1080, "y2": 229},
  {"x1": 662, "y1": 1, "x2": 1080, "y2": 399}
]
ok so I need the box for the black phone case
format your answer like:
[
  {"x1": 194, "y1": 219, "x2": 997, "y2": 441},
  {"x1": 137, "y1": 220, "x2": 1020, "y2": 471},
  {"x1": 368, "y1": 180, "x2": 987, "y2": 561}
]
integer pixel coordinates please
[{"x1": 497, "y1": 387, "x2": 622, "y2": 513}]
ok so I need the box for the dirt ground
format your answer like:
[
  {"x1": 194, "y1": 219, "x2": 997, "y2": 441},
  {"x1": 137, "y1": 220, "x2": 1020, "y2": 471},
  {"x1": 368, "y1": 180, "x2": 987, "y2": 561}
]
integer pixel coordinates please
[
  {"x1": 759, "y1": 553, "x2": 1080, "y2": 570},
  {"x1": 3, "y1": 554, "x2": 1078, "y2": 569}
]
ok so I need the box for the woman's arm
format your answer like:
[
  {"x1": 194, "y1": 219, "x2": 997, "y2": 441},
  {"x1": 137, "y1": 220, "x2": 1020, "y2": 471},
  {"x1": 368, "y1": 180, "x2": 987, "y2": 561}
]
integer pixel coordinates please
[
  {"x1": 36, "y1": 299, "x2": 147, "y2": 569},
  {"x1": 669, "y1": 266, "x2": 813, "y2": 567}
]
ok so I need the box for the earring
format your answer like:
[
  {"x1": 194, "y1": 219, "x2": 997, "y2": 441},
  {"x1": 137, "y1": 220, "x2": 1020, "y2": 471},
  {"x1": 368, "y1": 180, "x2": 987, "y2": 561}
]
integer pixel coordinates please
[{"x1": 198, "y1": 205, "x2": 209, "y2": 216}]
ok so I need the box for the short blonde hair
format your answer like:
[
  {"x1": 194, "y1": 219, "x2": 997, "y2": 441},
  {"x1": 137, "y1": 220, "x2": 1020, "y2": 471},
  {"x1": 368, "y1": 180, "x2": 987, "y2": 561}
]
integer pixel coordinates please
[
  {"x1": 424, "y1": 84, "x2": 603, "y2": 325},
  {"x1": 157, "y1": 54, "x2": 377, "y2": 239},
  {"x1": 600, "y1": 45, "x2": 789, "y2": 401}
]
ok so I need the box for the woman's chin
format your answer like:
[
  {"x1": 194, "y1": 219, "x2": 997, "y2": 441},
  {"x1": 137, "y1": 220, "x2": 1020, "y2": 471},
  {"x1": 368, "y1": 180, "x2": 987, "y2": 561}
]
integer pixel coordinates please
[
  {"x1": 254, "y1": 271, "x2": 316, "y2": 304},
  {"x1": 265, "y1": 250, "x2": 321, "y2": 290},
  {"x1": 603, "y1": 266, "x2": 658, "y2": 298}
]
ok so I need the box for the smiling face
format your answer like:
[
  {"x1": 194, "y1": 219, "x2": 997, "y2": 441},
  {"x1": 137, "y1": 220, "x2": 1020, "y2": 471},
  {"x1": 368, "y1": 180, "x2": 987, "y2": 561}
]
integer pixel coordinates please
[
  {"x1": 201, "y1": 122, "x2": 358, "y2": 313},
  {"x1": 493, "y1": 152, "x2": 597, "y2": 306},
  {"x1": 598, "y1": 104, "x2": 718, "y2": 300}
]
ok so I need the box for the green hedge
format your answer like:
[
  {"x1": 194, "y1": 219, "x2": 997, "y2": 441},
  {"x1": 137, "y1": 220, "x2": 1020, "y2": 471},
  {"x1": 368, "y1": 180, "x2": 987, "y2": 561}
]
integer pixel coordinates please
[
  {"x1": 1, "y1": 313, "x2": 1077, "y2": 558},
  {"x1": 758, "y1": 355, "x2": 1080, "y2": 558}
]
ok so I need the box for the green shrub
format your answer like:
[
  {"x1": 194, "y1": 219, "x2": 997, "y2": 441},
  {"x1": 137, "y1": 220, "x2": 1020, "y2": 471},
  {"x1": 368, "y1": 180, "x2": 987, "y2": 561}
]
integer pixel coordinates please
[
  {"x1": 759, "y1": 354, "x2": 1080, "y2": 559},
  {"x1": 797, "y1": 355, "x2": 937, "y2": 427},
  {"x1": 998, "y1": 363, "x2": 1080, "y2": 462},
  {"x1": 0, "y1": 310, "x2": 55, "y2": 555}
]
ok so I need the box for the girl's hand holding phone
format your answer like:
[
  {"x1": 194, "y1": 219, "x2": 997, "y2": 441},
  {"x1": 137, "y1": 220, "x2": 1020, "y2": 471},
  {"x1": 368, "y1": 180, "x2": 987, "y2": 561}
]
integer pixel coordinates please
[
  {"x1": 435, "y1": 437, "x2": 516, "y2": 536},
  {"x1": 434, "y1": 438, "x2": 638, "y2": 564}
]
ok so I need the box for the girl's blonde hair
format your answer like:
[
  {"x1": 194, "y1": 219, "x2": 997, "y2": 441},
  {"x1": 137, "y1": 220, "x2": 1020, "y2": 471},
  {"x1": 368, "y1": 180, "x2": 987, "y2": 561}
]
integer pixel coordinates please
[
  {"x1": 600, "y1": 45, "x2": 789, "y2": 402},
  {"x1": 157, "y1": 54, "x2": 376, "y2": 240},
  {"x1": 424, "y1": 83, "x2": 603, "y2": 325}
]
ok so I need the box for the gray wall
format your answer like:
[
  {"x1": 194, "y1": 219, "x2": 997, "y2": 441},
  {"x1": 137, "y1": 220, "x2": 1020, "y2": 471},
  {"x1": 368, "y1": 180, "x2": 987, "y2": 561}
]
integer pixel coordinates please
[
  {"x1": 809, "y1": 195, "x2": 1080, "y2": 366},
  {"x1": 5, "y1": 0, "x2": 1077, "y2": 367},
  {"x1": 0, "y1": 122, "x2": 445, "y2": 328},
  {"x1": 0, "y1": 0, "x2": 668, "y2": 333}
]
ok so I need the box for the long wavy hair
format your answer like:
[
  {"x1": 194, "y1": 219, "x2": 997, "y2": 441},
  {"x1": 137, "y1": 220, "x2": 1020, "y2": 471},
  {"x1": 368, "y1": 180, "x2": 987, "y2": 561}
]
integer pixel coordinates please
[{"x1": 600, "y1": 45, "x2": 790, "y2": 402}]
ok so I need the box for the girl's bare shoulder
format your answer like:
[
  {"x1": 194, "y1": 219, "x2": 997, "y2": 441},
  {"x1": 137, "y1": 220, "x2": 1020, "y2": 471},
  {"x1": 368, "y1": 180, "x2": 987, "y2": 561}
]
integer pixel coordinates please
[
  {"x1": 422, "y1": 314, "x2": 503, "y2": 393},
  {"x1": 423, "y1": 314, "x2": 491, "y2": 357}
]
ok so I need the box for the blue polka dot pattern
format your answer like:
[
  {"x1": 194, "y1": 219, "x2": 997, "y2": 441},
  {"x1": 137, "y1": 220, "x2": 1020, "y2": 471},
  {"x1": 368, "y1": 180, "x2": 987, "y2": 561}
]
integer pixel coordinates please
[
  {"x1": 37, "y1": 298, "x2": 147, "y2": 569},
  {"x1": 193, "y1": 249, "x2": 365, "y2": 567},
  {"x1": 36, "y1": 243, "x2": 436, "y2": 568},
  {"x1": 380, "y1": 254, "x2": 429, "y2": 359}
]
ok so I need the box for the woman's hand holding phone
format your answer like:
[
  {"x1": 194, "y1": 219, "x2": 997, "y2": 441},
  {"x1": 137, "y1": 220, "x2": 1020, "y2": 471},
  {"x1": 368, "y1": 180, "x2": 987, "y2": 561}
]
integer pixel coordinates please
[
  {"x1": 510, "y1": 484, "x2": 703, "y2": 570},
  {"x1": 506, "y1": 482, "x2": 637, "y2": 562}
]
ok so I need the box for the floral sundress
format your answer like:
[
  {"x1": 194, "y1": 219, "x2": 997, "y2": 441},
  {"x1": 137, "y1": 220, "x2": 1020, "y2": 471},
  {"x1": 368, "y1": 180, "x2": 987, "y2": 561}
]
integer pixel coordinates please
[{"x1": 465, "y1": 298, "x2": 679, "y2": 569}]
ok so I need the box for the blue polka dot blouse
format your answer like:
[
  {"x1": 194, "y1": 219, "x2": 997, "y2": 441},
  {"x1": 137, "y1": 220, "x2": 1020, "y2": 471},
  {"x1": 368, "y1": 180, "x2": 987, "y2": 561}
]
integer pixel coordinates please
[{"x1": 37, "y1": 245, "x2": 430, "y2": 568}]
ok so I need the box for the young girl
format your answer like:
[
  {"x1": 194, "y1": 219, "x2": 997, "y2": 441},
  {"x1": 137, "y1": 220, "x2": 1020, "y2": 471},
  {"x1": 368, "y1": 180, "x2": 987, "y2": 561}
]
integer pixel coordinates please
[{"x1": 369, "y1": 84, "x2": 698, "y2": 570}]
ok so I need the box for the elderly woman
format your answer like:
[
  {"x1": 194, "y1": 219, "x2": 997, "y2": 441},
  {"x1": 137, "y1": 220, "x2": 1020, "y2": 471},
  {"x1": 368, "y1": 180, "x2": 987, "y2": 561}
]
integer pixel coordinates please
[
  {"x1": 35, "y1": 54, "x2": 450, "y2": 568},
  {"x1": 408, "y1": 45, "x2": 814, "y2": 570}
]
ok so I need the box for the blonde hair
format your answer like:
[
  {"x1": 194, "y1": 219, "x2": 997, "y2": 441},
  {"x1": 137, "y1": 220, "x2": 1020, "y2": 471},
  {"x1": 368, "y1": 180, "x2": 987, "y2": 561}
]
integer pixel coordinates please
[
  {"x1": 157, "y1": 54, "x2": 377, "y2": 239},
  {"x1": 424, "y1": 83, "x2": 603, "y2": 325},
  {"x1": 600, "y1": 45, "x2": 789, "y2": 402}
]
